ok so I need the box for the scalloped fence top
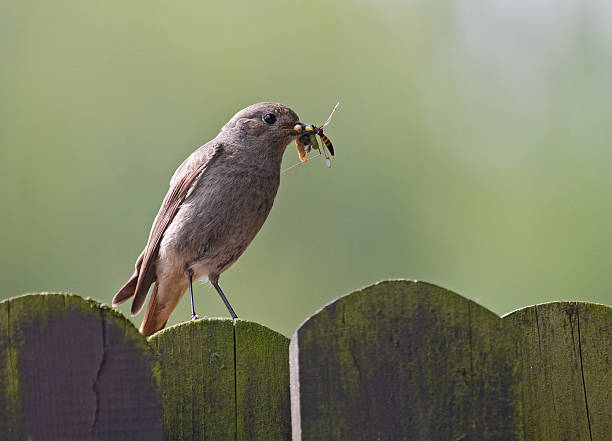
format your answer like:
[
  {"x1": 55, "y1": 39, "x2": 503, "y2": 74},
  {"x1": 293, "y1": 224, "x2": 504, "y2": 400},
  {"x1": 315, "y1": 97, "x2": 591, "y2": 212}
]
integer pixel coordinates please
[{"x1": 1, "y1": 280, "x2": 610, "y2": 441}]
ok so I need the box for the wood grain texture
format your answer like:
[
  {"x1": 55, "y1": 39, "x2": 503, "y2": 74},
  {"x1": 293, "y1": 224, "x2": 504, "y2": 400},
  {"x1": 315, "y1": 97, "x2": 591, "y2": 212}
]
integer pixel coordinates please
[
  {"x1": 0, "y1": 293, "x2": 161, "y2": 441},
  {"x1": 149, "y1": 318, "x2": 236, "y2": 441},
  {"x1": 235, "y1": 320, "x2": 290, "y2": 441},
  {"x1": 149, "y1": 318, "x2": 291, "y2": 441},
  {"x1": 505, "y1": 302, "x2": 612, "y2": 440},
  {"x1": 290, "y1": 280, "x2": 521, "y2": 441},
  {"x1": 577, "y1": 303, "x2": 612, "y2": 439},
  {"x1": 0, "y1": 297, "x2": 19, "y2": 439},
  {"x1": 1, "y1": 284, "x2": 610, "y2": 440}
]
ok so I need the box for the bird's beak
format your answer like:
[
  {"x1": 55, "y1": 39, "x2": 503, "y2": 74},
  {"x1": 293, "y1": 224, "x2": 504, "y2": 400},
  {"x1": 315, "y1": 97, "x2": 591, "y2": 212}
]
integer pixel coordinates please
[
  {"x1": 281, "y1": 123, "x2": 310, "y2": 137},
  {"x1": 281, "y1": 124, "x2": 300, "y2": 136}
]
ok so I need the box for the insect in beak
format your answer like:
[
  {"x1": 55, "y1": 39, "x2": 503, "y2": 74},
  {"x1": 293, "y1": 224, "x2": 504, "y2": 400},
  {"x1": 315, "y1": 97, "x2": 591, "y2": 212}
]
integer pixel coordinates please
[
  {"x1": 295, "y1": 134, "x2": 308, "y2": 163},
  {"x1": 293, "y1": 103, "x2": 339, "y2": 168}
]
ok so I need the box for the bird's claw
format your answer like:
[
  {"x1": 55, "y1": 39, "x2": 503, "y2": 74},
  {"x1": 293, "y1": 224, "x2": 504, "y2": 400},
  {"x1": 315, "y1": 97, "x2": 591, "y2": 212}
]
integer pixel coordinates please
[{"x1": 191, "y1": 314, "x2": 199, "y2": 321}]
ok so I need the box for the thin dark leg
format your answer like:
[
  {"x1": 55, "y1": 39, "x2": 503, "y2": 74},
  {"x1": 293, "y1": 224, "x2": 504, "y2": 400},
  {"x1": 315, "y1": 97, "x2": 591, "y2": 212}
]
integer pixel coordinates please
[
  {"x1": 211, "y1": 281, "x2": 238, "y2": 319},
  {"x1": 189, "y1": 273, "x2": 199, "y2": 320}
]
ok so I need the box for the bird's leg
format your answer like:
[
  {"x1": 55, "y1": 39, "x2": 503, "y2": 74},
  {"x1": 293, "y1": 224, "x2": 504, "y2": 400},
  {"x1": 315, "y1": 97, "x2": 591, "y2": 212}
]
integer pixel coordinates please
[
  {"x1": 211, "y1": 280, "x2": 238, "y2": 319},
  {"x1": 188, "y1": 272, "x2": 199, "y2": 321}
]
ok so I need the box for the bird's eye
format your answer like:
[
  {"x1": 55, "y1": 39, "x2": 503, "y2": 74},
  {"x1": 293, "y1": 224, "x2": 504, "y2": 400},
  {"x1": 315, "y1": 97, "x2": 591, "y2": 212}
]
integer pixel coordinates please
[{"x1": 263, "y1": 113, "x2": 276, "y2": 125}]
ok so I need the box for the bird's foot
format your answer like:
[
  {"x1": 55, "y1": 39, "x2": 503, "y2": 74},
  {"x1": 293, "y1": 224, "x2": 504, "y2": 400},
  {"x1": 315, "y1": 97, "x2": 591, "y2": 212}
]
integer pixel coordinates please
[{"x1": 191, "y1": 314, "x2": 199, "y2": 321}]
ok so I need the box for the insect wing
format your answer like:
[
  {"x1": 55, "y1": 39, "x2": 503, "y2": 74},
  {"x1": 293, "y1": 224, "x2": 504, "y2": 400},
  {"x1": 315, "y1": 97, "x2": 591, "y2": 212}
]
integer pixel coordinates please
[{"x1": 309, "y1": 133, "x2": 320, "y2": 151}]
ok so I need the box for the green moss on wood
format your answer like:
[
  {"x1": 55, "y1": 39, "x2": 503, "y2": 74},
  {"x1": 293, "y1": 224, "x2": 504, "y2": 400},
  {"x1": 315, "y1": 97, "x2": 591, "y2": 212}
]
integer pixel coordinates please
[
  {"x1": 506, "y1": 303, "x2": 589, "y2": 440},
  {"x1": 235, "y1": 319, "x2": 290, "y2": 441},
  {"x1": 0, "y1": 293, "x2": 161, "y2": 439},
  {"x1": 150, "y1": 318, "x2": 235, "y2": 441},
  {"x1": 1, "y1": 284, "x2": 611, "y2": 440},
  {"x1": 93, "y1": 299, "x2": 161, "y2": 390},
  {"x1": 0, "y1": 298, "x2": 21, "y2": 439},
  {"x1": 505, "y1": 302, "x2": 612, "y2": 440},
  {"x1": 291, "y1": 280, "x2": 521, "y2": 441},
  {"x1": 577, "y1": 303, "x2": 612, "y2": 439}
]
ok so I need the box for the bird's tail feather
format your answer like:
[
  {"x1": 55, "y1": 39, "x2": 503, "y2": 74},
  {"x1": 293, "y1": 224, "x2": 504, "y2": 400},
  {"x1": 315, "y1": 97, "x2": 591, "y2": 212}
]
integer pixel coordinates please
[
  {"x1": 139, "y1": 278, "x2": 187, "y2": 337},
  {"x1": 113, "y1": 251, "x2": 145, "y2": 307},
  {"x1": 112, "y1": 273, "x2": 138, "y2": 306}
]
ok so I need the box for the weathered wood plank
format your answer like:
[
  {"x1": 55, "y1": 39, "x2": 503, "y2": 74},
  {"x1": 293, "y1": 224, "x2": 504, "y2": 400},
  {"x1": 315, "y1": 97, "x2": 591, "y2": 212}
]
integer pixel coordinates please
[
  {"x1": 0, "y1": 297, "x2": 19, "y2": 439},
  {"x1": 506, "y1": 303, "x2": 591, "y2": 440},
  {"x1": 577, "y1": 303, "x2": 612, "y2": 439},
  {"x1": 93, "y1": 303, "x2": 162, "y2": 439},
  {"x1": 235, "y1": 320, "x2": 290, "y2": 441},
  {"x1": 290, "y1": 280, "x2": 521, "y2": 441},
  {"x1": 149, "y1": 318, "x2": 235, "y2": 441},
  {"x1": 578, "y1": 303, "x2": 612, "y2": 440},
  {"x1": 505, "y1": 302, "x2": 612, "y2": 440},
  {"x1": 0, "y1": 293, "x2": 161, "y2": 441},
  {"x1": 468, "y1": 298, "x2": 522, "y2": 440},
  {"x1": 1, "y1": 284, "x2": 610, "y2": 440}
]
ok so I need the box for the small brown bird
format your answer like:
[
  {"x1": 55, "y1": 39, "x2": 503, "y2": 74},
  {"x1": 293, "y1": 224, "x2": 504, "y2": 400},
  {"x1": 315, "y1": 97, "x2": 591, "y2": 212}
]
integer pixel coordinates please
[{"x1": 113, "y1": 102, "x2": 303, "y2": 336}]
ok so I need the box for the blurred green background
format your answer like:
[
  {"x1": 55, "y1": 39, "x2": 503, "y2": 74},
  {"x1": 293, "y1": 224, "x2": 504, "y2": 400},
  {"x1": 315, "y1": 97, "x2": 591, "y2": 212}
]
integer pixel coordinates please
[{"x1": 1, "y1": 0, "x2": 611, "y2": 337}]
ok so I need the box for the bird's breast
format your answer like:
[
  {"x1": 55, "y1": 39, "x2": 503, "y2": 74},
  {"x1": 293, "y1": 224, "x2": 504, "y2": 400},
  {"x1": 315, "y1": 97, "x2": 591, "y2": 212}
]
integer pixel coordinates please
[{"x1": 159, "y1": 162, "x2": 281, "y2": 276}]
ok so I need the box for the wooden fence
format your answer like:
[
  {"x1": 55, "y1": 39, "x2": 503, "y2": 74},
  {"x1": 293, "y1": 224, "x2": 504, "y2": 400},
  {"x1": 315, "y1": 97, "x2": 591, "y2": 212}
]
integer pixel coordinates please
[{"x1": 1, "y1": 280, "x2": 610, "y2": 440}]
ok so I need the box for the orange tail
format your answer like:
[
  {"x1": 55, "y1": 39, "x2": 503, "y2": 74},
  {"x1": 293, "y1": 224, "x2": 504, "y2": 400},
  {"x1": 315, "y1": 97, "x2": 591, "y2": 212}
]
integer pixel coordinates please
[{"x1": 139, "y1": 277, "x2": 187, "y2": 337}]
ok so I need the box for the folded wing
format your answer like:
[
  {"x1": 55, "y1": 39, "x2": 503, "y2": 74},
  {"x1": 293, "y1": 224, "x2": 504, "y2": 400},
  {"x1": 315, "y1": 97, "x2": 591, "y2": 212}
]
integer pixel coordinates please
[{"x1": 112, "y1": 143, "x2": 223, "y2": 315}]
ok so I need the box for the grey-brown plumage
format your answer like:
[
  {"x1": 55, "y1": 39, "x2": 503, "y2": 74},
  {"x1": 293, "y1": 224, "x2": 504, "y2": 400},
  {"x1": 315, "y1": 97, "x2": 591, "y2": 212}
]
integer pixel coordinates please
[{"x1": 113, "y1": 102, "x2": 302, "y2": 336}]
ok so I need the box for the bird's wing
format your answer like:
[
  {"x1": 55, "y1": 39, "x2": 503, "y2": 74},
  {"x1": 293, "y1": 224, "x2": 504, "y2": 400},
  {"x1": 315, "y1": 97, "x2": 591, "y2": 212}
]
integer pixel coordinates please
[{"x1": 130, "y1": 143, "x2": 224, "y2": 315}]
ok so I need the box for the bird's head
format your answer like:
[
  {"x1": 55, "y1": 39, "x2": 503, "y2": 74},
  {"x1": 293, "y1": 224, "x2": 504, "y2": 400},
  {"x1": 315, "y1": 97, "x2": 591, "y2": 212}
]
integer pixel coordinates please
[{"x1": 221, "y1": 102, "x2": 302, "y2": 153}]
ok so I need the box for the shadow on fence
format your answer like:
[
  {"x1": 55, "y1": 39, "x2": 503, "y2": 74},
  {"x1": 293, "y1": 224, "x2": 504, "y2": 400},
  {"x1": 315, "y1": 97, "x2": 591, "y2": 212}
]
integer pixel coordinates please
[{"x1": 1, "y1": 280, "x2": 610, "y2": 440}]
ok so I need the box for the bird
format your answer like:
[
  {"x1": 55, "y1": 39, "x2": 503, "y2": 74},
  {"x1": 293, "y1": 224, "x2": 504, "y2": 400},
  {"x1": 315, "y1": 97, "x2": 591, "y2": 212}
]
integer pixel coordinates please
[{"x1": 112, "y1": 102, "x2": 303, "y2": 336}]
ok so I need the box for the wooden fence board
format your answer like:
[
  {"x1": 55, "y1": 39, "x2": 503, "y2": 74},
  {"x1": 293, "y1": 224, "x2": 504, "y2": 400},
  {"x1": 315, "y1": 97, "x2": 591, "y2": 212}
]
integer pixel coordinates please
[
  {"x1": 506, "y1": 303, "x2": 591, "y2": 440},
  {"x1": 577, "y1": 303, "x2": 612, "y2": 439},
  {"x1": 92, "y1": 306, "x2": 162, "y2": 440},
  {"x1": 290, "y1": 280, "x2": 521, "y2": 441},
  {"x1": 149, "y1": 318, "x2": 236, "y2": 441},
  {"x1": 467, "y1": 298, "x2": 521, "y2": 440},
  {"x1": 0, "y1": 293, "x2": 161, "y2": 441},
  {"x1": 0, "y1": 297, "x2": 18, "y2": 439},
  {"x1": 506, "y1": 302, "x2": 612, "y2": 440},
  {"x1": 235, "y1": 320, "x2": 290, "y2": 441},
  {"x1": 1, "y1": 281, "x2": 610, "y2": 440}
]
